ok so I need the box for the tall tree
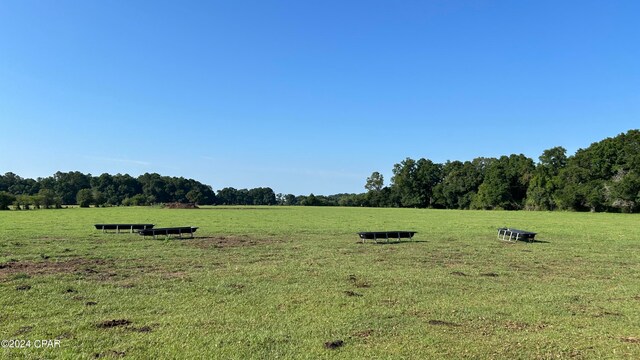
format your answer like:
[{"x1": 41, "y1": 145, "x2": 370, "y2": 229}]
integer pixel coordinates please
[
  {"x1": 0, "y1": 192, "x2": 15, "y2": 210},
  {"x1": 50, "y1": 171, "x2": 91, "y2": 205},
  {"x1": 472, "y1": 154, "x2": 534, "y2": 210},
  {"x1": 76, "y1": 188, "x2": 94, "y2": 208},
  {"x1": 433, "y1": 158, "x2": 487, "y2": 209},
  {"x1": 390, "y1": 157, "x2": 442, "y2": 208},
  {"x1": 365, "y1": 172, "x2": 384, "y2": 192},
  {"x1": 526, "y1": 147, "x2": 567, "y2": 210}
]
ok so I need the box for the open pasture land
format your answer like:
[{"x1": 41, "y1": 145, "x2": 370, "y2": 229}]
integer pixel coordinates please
[{"x1": 1, "y1": 207, "x2": 639, "y2": 359}]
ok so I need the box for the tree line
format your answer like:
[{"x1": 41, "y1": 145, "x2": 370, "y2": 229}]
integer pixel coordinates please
[
  {"x1": 358, "y1": 129, "x2": 640, "y2": 212},
  {"x1": 1, "y1": 130, "x2": 638, "y2": 212},
  {"x1": 0, "y1": 172, "x2": 277, "y2": 210}
]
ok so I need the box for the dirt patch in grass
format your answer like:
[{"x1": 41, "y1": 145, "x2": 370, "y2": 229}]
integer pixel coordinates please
[
  {"x1": 352, "y1": 329, "x2": 374, "y2": 338},
  {"x1": 480, "y1": 272, "x2": 499, "y2": 277},
  {"x1": 505, "y1": 321, "x2": 529, "y2": 331},
  {"x1": 164, "y1": 202, "x2": 198, "y2": 209},
  {"x1": 15, "y1": 284, "x2": 31, "y2": 291},
  {"x1": 97, "y1": 319, "x2": 131, "y2": 329},
  {"x1": 347, "y1": 274, "x2": 371, "y2": 288},
  {"x1": 419, "y1": 251, "x2": 467, "y2": 268},
  {"x1": 324, "y1": 340, "x2": 344, "y2": 349},
  {"x1": 344, "y1": 290, "x2": 362, "y2": 297},
  {"x1": 130, "y1": 326, "x2": 153, "y2": 333},
  {"x1": 0, "y1": 258, "x2": 114, "y2": 280},
  {"x1": 504, "y1": 321, "x2": 549, "y2": 331},
  {"x1": 621, "y1": 337, "x2": 640, "y2": 343},
  {"x1": 94, "y1": 350, "x2": 126, "y2": 358},
  {"x1": 593, "y1": 311, "x2": 623, "y2": 318},
  {"x1": 428, "y1": 320, "x2": 460, "y2": 327},
  {"x1": 14, "y1": 326, "x2": 33, "y2": 335},
  {"x1": 184, "y1": 236, "x2": 278, "y2": 249},
  {"x1": 451, "y1": 271, "x2": 468, "y2": 276}
]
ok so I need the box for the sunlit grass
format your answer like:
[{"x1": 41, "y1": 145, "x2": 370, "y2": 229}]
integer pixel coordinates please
[{"x1": 1, "y1": 207, "x2": 639, "y2": 359}]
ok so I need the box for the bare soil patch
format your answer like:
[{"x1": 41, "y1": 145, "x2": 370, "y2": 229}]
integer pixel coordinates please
[
  {"x1": 164, "y1": 202, "x2": 198, "y2": 209},
  {"x1": 130, "y1": 326, "x2": 153, "y2": 333},
  {"x1": 480, "y1": 272, "x2": 499, "y2": 277},
  {"x1": 621, "y1": 337, "x2": 640, "y2": 343},
  {"x1": 185, "y1": 236, "x2": 277, "y2": 249},
  {"x1": 505, "y1": 321, "x2": 529, "y2": 331},
  {"x1": 593, "y1": 311, "x2": 622, "y2": 318},
  {"x1": 14, "y1": 326, "x2": 33, "y2": 335},
  {"x1": 94, "y1": 350, "x2": 126, "y2": 358},
  {"x1": 0, "y1": 258, "x2": 113, "y2": 280},
  {"x1": 97, "y1": 319, "x2": 131, "y2": 329},
  {"x1": 352, "y1": 329, "x2": 374, "y2": 338},
  {"x1": 324, "y1": 340, "x2": 344, "y2": 349}
]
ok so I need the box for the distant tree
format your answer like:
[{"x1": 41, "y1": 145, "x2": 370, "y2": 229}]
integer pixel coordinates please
[
  {"x1": 114, "y1": 173, "x2": 142, "y2": 204},
  {"x1": 216, "y1": 187, "x2": 238, "y2": 205},
  {"x1": 390, "y1": 158, "x2": 443, "y2": 208},
  {"x1": 236, "y1": 189, "x2": 250, "y2": 205},
  {"x1": 525, "y1": 147, "x2": 567, "y2": 210},
  {"x1": 138, "y1": 173, "x2": 170, "y2": 204},
  {"x1": 415, "y1": 158, "x2": 443, "y2": 207},
  {"x1": 248, "y1": 187, "x2": 276, "y2": 205},
  {"x1": 51, "y1": 171, "x2": 92, "y2": 204},
  {"x1": 1, "y1": 172, "x2": 40, "y2": 195},
  {"x1": 0, "y1": 192, "x2": 15, "y2": 210},
  {"x1": 38, "y1": 189, "x2": 61, "y2": 209},
  {"x1": 31, "y1": 194, "x2": 43, "y2": 209},
  {"x1": 472, "y1": 154, "x2": 534, "y2": 210},
  {"x1": 608, "y1": 170, "x2": 640, "y2": 212},
  {"x1": 91, "y1": 173, "x2": 118, "y2": 205},
  {"x1": 364, "y1": 172, "x2": 388, "y2": 207},
  {"x1": 76, "y1": 189, "x2": 94, "y2": 207},
  {"x1": 300, "y1": 193, "x2": 320, "y2": 206},
  {"x1": 186, "y1": 188, "x2": 205, "y2": 204},
  {"x1": 365, "y1": 172, "x2": 384, "y2": 192},
  {"x1": 0, "y1": 173, "x2": 12, "y2": 192},
  {"x1": 14, "y1": 194, "x2": 33, "y2": 210},
  {"x1": 92, "y1": 190, "x2": 106, "y2": 207},
  {"x1": 122, "y1": 194, "x2": 148, "y2": 206},
  {"x1": 433, "y1": 159, "x2": 487, "y2": 209},
  {"x1": 337, "y1": 193, "x2": 367, "y2": 207},
  {"x1": 391, "y1": 158, "x2": 420, "y2": 207},
  {"x1": 284, "y1": 194, "x2": 297, "y2": 205}
]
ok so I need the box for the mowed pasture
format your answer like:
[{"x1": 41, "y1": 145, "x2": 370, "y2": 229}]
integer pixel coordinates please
[{"x1": 1, "y1": 207, "x2": 639, "y2": 359}]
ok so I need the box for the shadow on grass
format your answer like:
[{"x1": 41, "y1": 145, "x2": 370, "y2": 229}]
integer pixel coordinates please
[
  {"x1": 501, "y1": 238, "x2": 550, "y2": 244},
  {"x1": 357, "y1": 240, "x2": 428, "y2": 245},
  {"x1": 527, "y1": 238, "x2": 550, "y2": 244}
]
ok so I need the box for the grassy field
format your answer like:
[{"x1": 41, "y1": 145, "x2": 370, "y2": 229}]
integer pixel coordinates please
[{"x1": 1, "y1": 206, "x2": 639, "y2": 359}]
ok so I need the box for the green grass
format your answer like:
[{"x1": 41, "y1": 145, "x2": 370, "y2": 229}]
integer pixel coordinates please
[{"x1": 1, "y1": 206, "x2": 639, "y2": 359}]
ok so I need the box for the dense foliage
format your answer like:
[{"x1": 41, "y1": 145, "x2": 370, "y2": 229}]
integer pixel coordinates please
[
  {"x1": 0, "y1": 172, "x2": 217, "y2": 208},
  {"x1": 358, "y1": 130, "x2": 640, "y2": 212}
]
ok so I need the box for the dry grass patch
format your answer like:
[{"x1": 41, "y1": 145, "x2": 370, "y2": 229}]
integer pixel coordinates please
[
  {"x1": 183, "y1": 235, "x2": 279, "y2": 249},
  {"x1": 0, "y1": 258, "x2": 113, "y2": 280}
]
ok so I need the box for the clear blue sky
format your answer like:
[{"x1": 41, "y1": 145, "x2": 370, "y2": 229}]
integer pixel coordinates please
[{"x1": 1, "y1": 1, "x2": 638, "y2": 195}]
